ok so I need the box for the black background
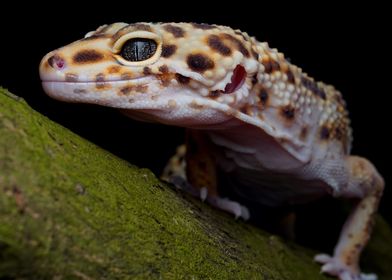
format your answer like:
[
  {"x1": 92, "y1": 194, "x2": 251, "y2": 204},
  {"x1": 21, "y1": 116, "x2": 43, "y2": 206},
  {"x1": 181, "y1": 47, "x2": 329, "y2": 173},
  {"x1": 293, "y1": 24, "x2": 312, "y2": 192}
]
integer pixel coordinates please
[{"x1": 0, "y1": 3, "x2": 390, "y2": 249}]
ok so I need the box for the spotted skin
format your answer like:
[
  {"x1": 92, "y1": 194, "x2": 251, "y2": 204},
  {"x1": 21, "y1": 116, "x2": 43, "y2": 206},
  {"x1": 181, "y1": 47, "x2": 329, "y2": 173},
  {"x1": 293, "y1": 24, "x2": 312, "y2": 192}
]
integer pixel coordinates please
[{"x1": 39, "y1": 22, "x2": 384, "y2": 280}]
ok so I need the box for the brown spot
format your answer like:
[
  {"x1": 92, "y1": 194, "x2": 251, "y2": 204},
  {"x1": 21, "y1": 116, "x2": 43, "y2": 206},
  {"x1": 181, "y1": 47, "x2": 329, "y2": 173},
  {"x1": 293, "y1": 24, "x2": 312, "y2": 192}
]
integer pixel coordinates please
[
  {"x1": 234, "y1": 30, "x2": 249, "y2": 41},
  {"x1": 209, "y1": 91, "x2": 220, "y2": 98},
  {"x1": 262, "y1": 58, "x2": 280, "y2": 74},
  {"x1": 355, "y1": 243, "x2": 362, "y2": 250},
  {"x1": 240, "y1": 106, "x2": 248, "y2": 114},
  {"x1": 96, "y1": 73, "x2": 107, "y2": 89},
  {"x1": 281, "y1": 105, "x2": 295, "y2": 120},
  {"x1": 96, "y1": 73, "x2": 105, "y2": 82},
  {"x1": 259, "y1": 89, "x2": 269, "y2": 106},
  {"x1": 121, "y1": 72, "x2": 133, "y2": 80},
  {"x1": 163, "y1": 24, "x2": 185, "y2": 38},
  {"x1": 159, "y1": 65, "x2": 169, "y2": 74},
  {"x1": 191, "y1": 23, "x2": 216, "y2": 30},
  {"x1": 143, "y1": 67, "x2": 152, "y2": 75},
  {"x1": 187, "y1": 53, "x2": 214, "y2": 73},
  {"x1": 73, "y1": 89, "x2": 87, "y2": 94},
  {"x1": 222, "y1": 34, "x2": 250, "y2": 57},
  {"x1": 107, "y1": 65, "x2": 121, "y2": 74},
  {"x1": 120, "y1": 86, "x2": 134, "y2": 95},
  {"x1": 262, "y1": 60, "x2": 272, "y2": 74},
  {"x1": 96, "y1": 83, "x2": 111, "y2": 90},
  {"x1": 188, "y1": 101, "x2": 205, "y2": 110},
  {"x1": 162, "y1": 44, "x2": 177, "y2": 58},
  {"x1": 270, "y1": 60, "x2": 280, "y2": 72},
  {"x1": 348, "y1": 233, "x2": 354, "y2": 239},
  {"x1": 65, "y1": 73, "x2": 78, "y2": 82},
  {"x1": 73, "y1": 50, "x2": 104, "y2": 64},
  {"x1": 136, "y1": 84, "x2": 148, "y2": 93},
  {"x1": 175, "y1": 73, "x2": 190, "y2": 84},
  {"x1": 300, "y1": 127, "x2": 308, "y2": 140},
  {"x1": 157, "y1": 69, "x2": 172, "y2": 86},
  {"x1": 301, "y1": 77, "x2": 326, "y2": 100},
  {"x1": 207, "y1": 35, "x2": 231, "y2": 56},
  {"x1": 320, "y1": 126, "x2": 330, "y2": 140},
  {"x1": 286, "y1": 69, "x2": 295, "y2": 84},
  {"x1": 128, "y1": 23, "x2": 152, "y2": 32}
]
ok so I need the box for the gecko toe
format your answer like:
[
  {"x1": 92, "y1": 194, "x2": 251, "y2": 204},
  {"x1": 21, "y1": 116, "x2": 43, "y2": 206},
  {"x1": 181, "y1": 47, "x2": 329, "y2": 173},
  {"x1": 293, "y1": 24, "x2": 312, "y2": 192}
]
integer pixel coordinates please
[
  {"x1": 359, "y1": 273, "x2": 377, "y2": 280},
  {"x1": 314, "y1": 253, "x2": 332, "y2": 264}
]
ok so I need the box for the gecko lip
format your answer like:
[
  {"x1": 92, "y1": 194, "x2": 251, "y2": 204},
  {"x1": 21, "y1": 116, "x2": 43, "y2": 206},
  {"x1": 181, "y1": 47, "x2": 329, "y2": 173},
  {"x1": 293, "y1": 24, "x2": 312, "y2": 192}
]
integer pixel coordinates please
[{"x1": 41, "y1": 76, "x2": 151, "y2": 84}]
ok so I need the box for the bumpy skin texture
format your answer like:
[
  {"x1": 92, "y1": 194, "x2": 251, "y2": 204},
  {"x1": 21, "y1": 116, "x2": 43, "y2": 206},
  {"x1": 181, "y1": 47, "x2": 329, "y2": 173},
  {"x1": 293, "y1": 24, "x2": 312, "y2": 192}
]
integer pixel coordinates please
[{"x1": 39, "y1": 22, "x2": 384, "y2": 280}]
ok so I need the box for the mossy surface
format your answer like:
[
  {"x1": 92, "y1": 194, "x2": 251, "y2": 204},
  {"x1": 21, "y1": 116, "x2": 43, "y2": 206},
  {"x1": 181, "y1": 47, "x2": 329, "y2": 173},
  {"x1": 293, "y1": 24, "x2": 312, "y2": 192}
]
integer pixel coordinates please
[{"x1": 0, "y1": 87, "x2": 391, "y2": 279}]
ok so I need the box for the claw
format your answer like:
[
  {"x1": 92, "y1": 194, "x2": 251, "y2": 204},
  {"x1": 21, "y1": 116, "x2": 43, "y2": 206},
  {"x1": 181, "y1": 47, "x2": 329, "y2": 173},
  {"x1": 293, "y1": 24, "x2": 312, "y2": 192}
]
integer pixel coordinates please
[
  {"x1": 200, "y1": 187, "x2": 208, "y2": 202},
  {"x1": 166, "y1": 175, "x2": 250, "y2": 220},
  {"x1": 314, "y1": 253, "x2": 332, "y2": 264}
]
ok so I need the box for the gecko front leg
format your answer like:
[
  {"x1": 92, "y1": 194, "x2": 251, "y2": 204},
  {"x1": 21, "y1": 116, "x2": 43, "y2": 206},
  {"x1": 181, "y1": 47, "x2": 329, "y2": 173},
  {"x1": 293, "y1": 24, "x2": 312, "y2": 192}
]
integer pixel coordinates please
[
  {"x1": 315, "y1": 156, "x2": 384, "y2": 280},
  {"x1": 186, "y1": 130, "x2": 250, "y2": 220},
  {"x1": 162, "y1": 130, "x2": 249, "y2": 220}
]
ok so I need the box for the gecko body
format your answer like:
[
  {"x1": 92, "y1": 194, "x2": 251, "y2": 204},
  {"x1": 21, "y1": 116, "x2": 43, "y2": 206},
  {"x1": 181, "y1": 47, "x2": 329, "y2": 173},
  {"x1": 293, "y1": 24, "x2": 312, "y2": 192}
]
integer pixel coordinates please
[{"x1": 39, "y1": 22, "x2": 384, "y2": 280}]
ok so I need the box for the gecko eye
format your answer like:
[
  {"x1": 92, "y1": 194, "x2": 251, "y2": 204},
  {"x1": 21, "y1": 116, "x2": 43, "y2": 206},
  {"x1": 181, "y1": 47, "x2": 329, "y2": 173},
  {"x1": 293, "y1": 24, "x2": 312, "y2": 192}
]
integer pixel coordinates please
[
  {"x1": 120, "y1": 38, "x2": 157, "y2": 62},
  {"x1": 113, "y1": 31, "x2": 162, "y2": 66}
]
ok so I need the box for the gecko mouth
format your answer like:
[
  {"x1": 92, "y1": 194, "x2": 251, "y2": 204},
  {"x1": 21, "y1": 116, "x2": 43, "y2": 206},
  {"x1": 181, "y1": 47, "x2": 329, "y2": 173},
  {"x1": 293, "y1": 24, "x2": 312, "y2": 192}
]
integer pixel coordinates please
[
  {"x1": 41, "y1": 76, "x2": 155, "y2": 103},
  {"x1": 41, "y1": 75, "x2": 151, "y2": 84}
]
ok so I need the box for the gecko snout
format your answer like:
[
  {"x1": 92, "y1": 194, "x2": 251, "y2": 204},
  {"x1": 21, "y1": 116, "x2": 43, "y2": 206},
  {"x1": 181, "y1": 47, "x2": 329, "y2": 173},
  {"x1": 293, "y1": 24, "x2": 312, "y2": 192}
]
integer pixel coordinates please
[{"x1": 39, "y1": 52, "x2": 70, "y2": 82}]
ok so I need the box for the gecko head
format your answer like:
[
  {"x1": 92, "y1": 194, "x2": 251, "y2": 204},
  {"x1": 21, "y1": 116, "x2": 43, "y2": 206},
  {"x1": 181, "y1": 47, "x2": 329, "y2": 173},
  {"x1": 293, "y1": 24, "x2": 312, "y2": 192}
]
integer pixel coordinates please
[{"x1": 40, "y1": 22, "x2": 259, "y2": 127}]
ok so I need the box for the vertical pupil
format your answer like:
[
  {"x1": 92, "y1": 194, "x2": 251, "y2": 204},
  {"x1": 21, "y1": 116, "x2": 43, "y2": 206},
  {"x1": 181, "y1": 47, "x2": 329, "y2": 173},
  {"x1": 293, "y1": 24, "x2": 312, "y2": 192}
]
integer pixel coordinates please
[{"x1": 121, "y1": 38, "x2": 157, "y2": 61}]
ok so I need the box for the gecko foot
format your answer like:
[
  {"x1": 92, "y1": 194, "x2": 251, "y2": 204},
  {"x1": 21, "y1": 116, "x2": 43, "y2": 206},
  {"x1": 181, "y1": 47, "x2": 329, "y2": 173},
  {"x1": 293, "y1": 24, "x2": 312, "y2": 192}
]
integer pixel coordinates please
[
  {"x1": 167, "y1": 176, "x2": 250, "y2": 220},
  {"x1": 314, "y1": 254, "x2": 377, "y2": 280},
  {"x1": 207, "y1": 195, "x2": 250, "y2": 220}
]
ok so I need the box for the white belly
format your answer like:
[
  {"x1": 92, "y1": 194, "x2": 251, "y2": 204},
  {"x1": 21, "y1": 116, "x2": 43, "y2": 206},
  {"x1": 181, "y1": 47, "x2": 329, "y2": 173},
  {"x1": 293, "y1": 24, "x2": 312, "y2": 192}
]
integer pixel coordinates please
[{"x1": 207, "y1": 125, "x2": 349, "y2": 207}]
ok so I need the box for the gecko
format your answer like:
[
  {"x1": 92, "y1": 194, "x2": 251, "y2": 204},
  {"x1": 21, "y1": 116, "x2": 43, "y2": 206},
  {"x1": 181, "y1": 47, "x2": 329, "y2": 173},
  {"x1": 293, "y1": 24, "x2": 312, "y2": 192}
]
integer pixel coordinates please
[{"x1": 39, "y1": 22, "x2": 384, "y2": 280}]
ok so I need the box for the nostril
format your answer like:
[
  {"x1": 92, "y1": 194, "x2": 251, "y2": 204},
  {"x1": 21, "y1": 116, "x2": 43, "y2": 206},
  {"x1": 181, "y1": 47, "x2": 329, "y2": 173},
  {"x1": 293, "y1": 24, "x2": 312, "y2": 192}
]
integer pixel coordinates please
[{"x1": 48, "y1": 54, "x2": 65, "y2": 70}]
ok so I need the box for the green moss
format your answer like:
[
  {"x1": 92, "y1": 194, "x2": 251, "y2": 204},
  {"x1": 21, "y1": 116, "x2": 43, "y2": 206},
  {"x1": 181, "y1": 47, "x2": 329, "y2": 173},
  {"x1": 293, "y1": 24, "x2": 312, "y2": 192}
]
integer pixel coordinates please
[{"x1": 0, "y1": 87, "x2": 391, "y2": 279}]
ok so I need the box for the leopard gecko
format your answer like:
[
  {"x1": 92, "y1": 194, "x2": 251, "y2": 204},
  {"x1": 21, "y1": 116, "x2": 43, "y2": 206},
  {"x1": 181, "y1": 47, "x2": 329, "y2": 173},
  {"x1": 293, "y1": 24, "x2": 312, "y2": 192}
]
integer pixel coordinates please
[{"x1": 39, "y1": 22, "x2": 384, "y2": 280}]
